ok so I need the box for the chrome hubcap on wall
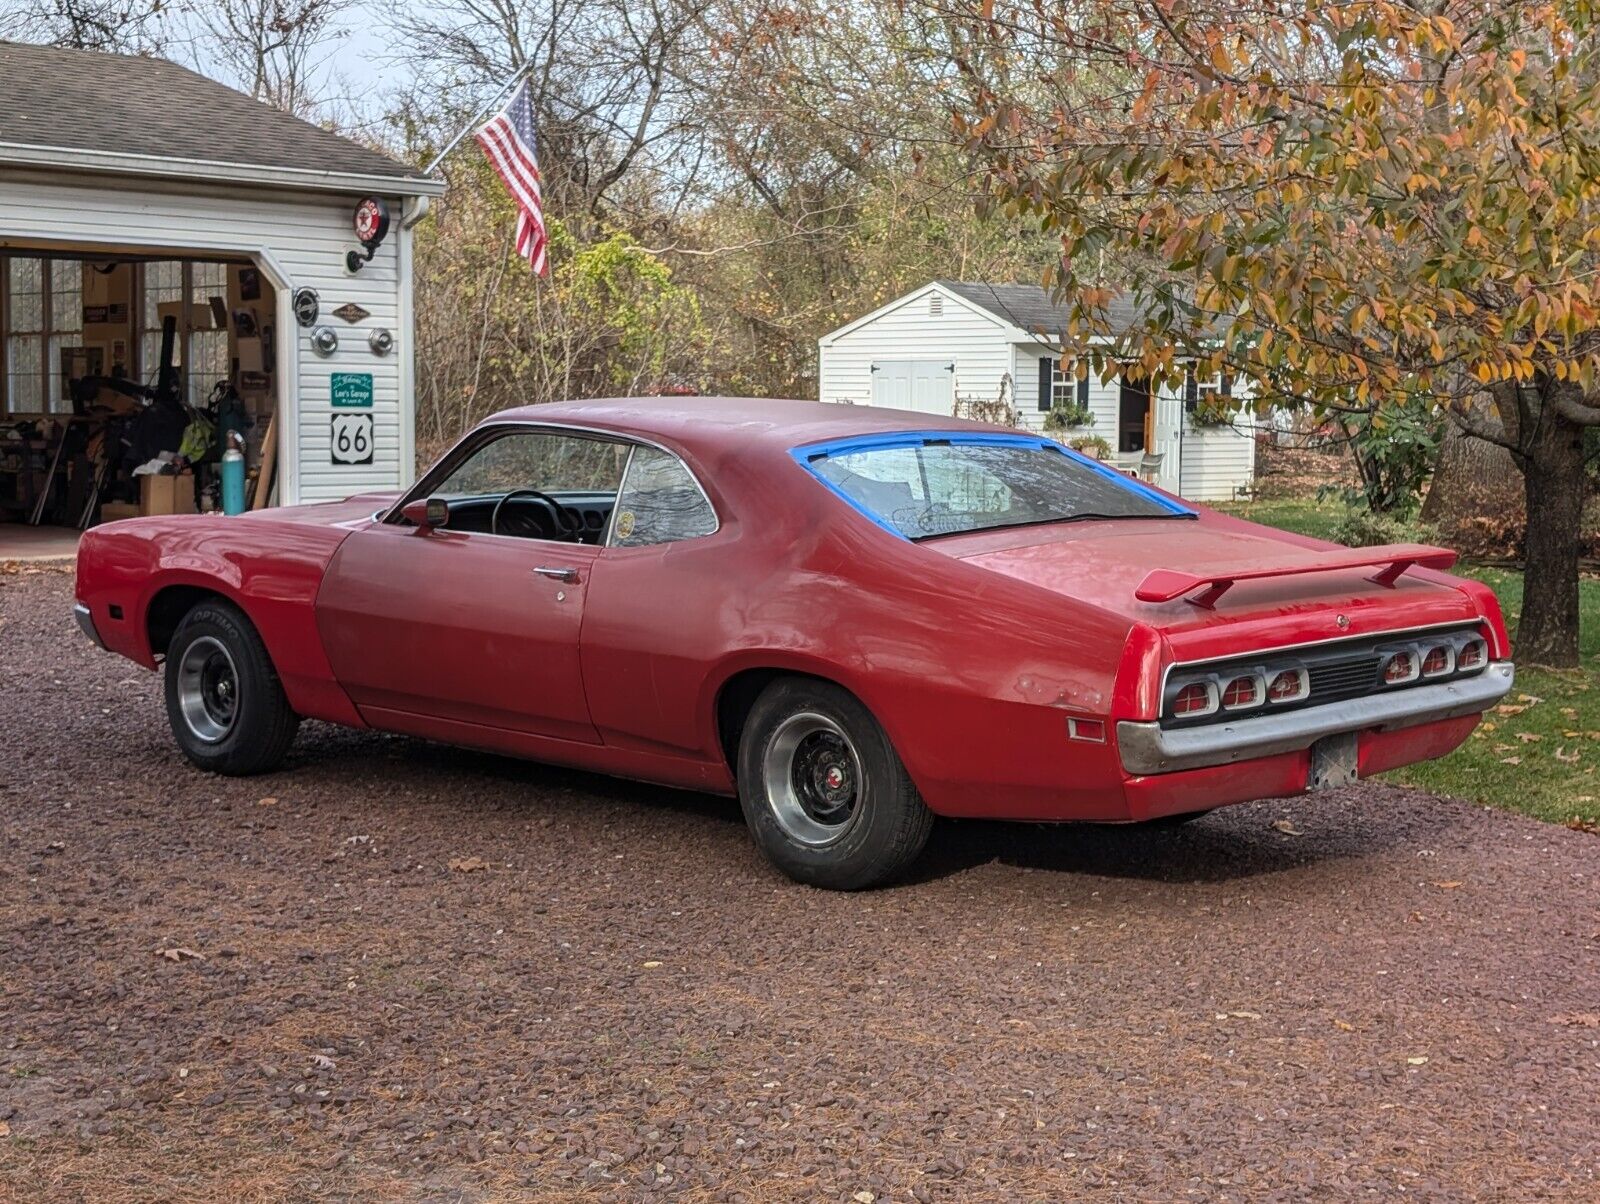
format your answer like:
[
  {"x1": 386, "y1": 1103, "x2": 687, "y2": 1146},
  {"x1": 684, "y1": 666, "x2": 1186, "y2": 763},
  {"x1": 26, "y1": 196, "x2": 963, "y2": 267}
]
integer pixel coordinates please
[
  {"x1": 762, "y1": 712, "x2": 863, "y2": 847},
  {"x1": 176, "y1": 636, "x2": 239, "y2": 743}
]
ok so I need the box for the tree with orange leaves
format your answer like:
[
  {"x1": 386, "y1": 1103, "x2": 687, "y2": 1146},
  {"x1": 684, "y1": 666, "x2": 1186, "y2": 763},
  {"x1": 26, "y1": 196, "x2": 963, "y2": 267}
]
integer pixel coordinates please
[{"x1": 953, "y1": 0, "x2": 1600, "y2": 665}]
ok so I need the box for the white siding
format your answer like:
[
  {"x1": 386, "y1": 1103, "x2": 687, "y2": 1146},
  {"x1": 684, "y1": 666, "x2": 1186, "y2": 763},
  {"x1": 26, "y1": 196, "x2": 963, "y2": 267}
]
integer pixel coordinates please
[
  {"x1": 1178, "y1": 419, "x2": 1257, "y2": 501},
  {"x1": 817, "y1": 287, "x2": 1015, "y2": 414},
  {"x1": 0, "y1": 170, "x2": 411, "y2": 504}
]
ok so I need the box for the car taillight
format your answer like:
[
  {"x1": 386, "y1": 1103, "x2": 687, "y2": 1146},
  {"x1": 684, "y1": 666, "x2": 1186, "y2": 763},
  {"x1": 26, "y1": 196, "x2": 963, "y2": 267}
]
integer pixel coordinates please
[
  {"x1": 1421, "y1": 645, "x2": 1453, "y2": 677},
  {"x1": 1266, "y1": 668, "x2": 1309, "y2": 704},
  {"x1": 1221, "y1": 674, "x2": 1261, "y2": 710},
  {"x1": 1457, "y1": 638, "x2": 1486, "y2": 671},
  {"x1": 1172, "y1": 681, "x2": 1216, "y2": 717},
  {"x1": 1383, "y1": 651, "x2": 1419, "y2": 685}
]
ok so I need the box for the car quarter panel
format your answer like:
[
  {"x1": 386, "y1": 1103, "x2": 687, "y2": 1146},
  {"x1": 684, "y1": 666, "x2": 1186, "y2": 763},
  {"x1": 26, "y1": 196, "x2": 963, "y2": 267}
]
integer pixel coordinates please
[
  {"x1": 578, "y1": 443, "x2": 1145, "y2": 819},
  {"x1": 74, "y1": 508, "x2": 369, "y2": 727}
]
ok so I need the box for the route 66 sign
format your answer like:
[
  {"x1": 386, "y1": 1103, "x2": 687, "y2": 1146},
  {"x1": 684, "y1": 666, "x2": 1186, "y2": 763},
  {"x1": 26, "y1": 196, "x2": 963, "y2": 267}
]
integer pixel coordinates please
[{"x1": 330, "y1": 413, "x2": 373, "y2": 465}]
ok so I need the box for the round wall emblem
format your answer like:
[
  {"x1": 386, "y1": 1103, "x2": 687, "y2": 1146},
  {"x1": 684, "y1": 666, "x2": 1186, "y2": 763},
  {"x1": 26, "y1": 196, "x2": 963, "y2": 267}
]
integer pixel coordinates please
[
  {"x1": 292, "y1": 287, "x2": 320, "y2": 328},
  {"x1": 353, "y1": 197, "x2": 391, "y2": 248}
]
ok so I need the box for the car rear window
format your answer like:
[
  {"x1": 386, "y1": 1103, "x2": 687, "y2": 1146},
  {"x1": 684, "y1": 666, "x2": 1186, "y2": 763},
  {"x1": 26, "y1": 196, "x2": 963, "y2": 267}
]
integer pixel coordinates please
[{"x1": 797, "y1": 434, "x2": 1193, "y2": 540}]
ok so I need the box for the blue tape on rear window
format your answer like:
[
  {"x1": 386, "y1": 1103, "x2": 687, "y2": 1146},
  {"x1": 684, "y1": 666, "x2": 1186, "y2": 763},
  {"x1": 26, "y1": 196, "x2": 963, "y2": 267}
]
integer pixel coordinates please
[{"x1": 789, "y1": 430, "x2": 1195, "y2": 539}]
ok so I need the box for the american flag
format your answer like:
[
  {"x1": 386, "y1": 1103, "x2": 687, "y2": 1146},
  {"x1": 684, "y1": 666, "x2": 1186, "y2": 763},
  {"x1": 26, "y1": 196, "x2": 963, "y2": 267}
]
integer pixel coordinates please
[{"x1": 475, "y1": 78, "x2": 549, "y2": 276}]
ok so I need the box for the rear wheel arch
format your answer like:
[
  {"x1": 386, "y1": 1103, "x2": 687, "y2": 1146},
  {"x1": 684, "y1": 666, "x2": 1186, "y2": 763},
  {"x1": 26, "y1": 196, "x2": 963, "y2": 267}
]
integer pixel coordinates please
[{"x1": 715, "y1": 666, "x2": 867, "y2": 775}]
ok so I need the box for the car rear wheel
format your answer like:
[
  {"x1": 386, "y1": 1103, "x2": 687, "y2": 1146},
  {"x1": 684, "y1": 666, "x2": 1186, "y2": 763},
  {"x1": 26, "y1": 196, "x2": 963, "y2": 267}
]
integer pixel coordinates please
[
  {"x1": 164, "y1": 599, "x2": 299, "y2": 775},
  {"x1": 736, "y1": 678, "x2": 933, "y2": 890}
]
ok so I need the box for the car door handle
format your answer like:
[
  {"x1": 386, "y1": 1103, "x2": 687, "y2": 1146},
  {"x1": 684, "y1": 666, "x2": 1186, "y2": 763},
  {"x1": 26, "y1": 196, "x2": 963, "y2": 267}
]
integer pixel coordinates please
[{"x1": 533, "y1": 565, "x2": 581, "y2": 584}]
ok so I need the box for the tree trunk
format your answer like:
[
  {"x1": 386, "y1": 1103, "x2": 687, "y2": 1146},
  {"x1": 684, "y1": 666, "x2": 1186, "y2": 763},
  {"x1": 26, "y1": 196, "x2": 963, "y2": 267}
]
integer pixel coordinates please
[
  {"x1": 1422, "y1": 399, "x2": 1522, "y2": 530},
  {"x1": 1517, "y1": 402, "x2": 1586, "y2": 667}
]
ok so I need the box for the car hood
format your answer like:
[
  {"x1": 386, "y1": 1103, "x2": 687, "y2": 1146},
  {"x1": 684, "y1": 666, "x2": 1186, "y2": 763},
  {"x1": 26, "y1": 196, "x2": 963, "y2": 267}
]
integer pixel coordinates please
[
  {"x1": 237, "y1": 491, "x2": 401, "y2": 529},
  {"x1": 928, "y1": 518, "x2": 1483, "y2": 634}
]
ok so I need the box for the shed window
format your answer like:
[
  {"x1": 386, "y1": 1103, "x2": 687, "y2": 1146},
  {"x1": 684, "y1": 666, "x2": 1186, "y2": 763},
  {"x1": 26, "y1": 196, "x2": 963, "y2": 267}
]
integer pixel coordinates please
[
  {"x1": 140, "y1": 261, "x2": 183, "y2": 389},
  {"x1": 189, "y1": 262, "x2": 229, "y2": 405},
  {"x1": 1038, "y1": 356, "x2": 1090, "y2": 412}
]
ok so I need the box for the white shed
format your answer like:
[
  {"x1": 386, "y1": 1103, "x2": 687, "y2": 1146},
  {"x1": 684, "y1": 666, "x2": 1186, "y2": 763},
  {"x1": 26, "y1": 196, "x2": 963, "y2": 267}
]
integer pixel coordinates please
[
  {"x1": 817, "y1": 280, "x2": 1257, "y2": 501},
  {"x1": 0, "y1": 41, "x2": 445, "y2": 533}
]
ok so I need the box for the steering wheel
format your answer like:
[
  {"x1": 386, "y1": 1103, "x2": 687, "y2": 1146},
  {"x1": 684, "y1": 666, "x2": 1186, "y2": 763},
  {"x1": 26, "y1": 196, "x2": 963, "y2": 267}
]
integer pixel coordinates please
[{"x1": 490, "y1": 489, "x2": 581, "y2": 541}]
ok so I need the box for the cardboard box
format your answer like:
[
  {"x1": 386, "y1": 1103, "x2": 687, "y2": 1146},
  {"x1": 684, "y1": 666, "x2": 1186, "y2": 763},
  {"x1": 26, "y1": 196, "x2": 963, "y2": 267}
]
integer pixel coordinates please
[
  {"x1": 139, "y1": 473, "x2": 195, "y2": 516},
  {"x1": 98, "y1": 502, "x2": 139, "y2": 523}
]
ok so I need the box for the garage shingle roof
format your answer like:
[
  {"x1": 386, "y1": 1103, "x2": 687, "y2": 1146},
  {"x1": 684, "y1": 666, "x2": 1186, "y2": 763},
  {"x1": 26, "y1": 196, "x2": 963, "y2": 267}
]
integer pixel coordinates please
[
  {"x1": 937, "y1": 280, "x2": 1204, "y2": 342},
  {"x1": 0, "y1": 40, "x2": 428, "y2": 187}
]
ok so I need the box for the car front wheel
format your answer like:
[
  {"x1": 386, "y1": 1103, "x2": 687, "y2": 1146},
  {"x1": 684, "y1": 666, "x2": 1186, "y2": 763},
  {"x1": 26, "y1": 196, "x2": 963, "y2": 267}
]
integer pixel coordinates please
[
  {"x1": 164, "y1": 599, "x2": 299, "y2": 775},
  {"x1": 736, "y1": 678, "x2": 933, "y2": 890}
]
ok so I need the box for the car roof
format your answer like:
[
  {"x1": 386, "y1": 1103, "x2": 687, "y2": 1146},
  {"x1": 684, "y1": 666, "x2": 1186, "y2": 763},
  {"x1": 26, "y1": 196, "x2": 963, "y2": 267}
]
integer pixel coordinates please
[{"x1": 481, "y1": 396, "x2": 1008, "y2": 456}]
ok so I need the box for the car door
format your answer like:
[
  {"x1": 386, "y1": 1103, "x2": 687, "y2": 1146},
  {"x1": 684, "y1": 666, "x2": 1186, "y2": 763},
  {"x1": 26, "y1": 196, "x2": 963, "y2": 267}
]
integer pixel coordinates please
[{"x1": 316, "y1": 427, "x2": 624, "y2": 744}]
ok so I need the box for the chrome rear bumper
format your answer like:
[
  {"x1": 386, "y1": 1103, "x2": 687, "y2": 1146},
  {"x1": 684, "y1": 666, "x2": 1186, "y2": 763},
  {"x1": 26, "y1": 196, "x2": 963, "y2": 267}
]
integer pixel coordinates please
[
  {"x1": 1117, "y1": 661, "x2": 1514, "y2": 775},
  {"x1": 73, "y1": 602, "x2": 105, "y2": 649}
]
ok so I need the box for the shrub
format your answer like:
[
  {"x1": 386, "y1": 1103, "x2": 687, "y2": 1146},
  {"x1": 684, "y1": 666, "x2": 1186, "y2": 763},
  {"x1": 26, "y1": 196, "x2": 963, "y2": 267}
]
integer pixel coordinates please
[
  {"x1": 1067, "y1": 434, "x2": 1112, "y2": 460},
  {"x1": 1043, "y1": 400, "x2": 1094, "y2": 431},
  {"x1": 1332, "y1": 507, "x2": 1440, "y2": 549}
]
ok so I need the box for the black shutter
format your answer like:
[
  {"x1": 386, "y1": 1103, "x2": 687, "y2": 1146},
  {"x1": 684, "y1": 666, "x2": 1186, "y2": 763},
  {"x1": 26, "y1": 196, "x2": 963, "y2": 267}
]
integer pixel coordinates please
[
  {"x1": 1184, "y1": 368, "x2": 1199, "y2": 410},
  {"x1": 1077, "y1": 369, "x2": 1089, "y2": 407},
  {"x1": 1220, "y1": 372, "x2": 1233, "y2": 396},
  {"x1": 1038, "y1": 356, "x2": 1054, "y2": 412}
]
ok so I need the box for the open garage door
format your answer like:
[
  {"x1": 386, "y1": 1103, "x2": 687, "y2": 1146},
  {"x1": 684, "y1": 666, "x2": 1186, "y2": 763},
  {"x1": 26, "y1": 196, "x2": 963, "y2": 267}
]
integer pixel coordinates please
[{"x1": 1, "y1": 249, "x2": 281, "y2": 536}]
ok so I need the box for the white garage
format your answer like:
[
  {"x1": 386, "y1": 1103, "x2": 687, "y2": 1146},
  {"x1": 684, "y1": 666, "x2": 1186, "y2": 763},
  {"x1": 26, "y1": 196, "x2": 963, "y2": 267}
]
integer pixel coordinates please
[{"x1": 0, "y1": 41, "x2": 444, "y2": 536}]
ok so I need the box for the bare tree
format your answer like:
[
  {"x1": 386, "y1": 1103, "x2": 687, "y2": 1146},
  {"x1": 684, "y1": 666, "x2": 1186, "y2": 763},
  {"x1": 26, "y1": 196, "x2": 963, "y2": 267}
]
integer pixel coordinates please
[
  {"x1": 188, "y1": 0, "x2": 353, "y2": 115},
  {"x1": 0, "y1": 0, "x2": 166, "y2": 52}
]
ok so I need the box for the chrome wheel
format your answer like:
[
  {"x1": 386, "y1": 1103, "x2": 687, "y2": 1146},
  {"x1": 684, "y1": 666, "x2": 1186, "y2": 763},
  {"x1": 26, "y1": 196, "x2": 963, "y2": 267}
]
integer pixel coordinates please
[
  {"x1": 175, "y1": 635, "x2": 239, "y2": 743},
  {"x1": 761, "y1": 711, "x2": 864, "y2": 847}
]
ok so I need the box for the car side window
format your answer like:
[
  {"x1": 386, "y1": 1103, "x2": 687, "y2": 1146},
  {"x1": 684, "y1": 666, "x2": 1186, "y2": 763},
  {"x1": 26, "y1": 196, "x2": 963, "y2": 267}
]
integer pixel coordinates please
[
  {"x1": 436, "y1": 430, "x2": 628, "y2": 497},
  {"x1": 611, "y1": 446, "x2": 718, "y2": 547}
]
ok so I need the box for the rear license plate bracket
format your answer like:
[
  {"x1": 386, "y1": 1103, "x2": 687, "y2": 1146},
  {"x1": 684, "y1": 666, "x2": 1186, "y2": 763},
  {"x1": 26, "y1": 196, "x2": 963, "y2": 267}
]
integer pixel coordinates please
[{"x1": 1309, "y1": 732, "x2": 1359, "y2": 790}]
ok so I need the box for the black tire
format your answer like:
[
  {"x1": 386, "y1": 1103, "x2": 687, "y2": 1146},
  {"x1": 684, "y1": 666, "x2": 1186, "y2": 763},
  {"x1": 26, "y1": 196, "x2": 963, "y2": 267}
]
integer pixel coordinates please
[
  {"x1": 736, "y1": 678, "x2": 933, "y2": 890},
  {"x1": 163, "y1": 599, "x2": 299, "y2": 775}
]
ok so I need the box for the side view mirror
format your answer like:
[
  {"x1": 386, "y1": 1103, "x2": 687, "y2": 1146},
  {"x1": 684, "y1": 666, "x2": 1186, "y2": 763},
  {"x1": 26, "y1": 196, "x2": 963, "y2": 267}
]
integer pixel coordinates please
[{"x1": 401, "y1": 496, "x2": 450, "y2": 531}]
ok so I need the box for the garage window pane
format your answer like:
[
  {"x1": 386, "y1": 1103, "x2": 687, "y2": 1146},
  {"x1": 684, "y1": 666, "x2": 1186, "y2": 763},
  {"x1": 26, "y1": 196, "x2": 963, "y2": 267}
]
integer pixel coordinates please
[
  {"x1": 5, "y1": 259, "x2": 44, "y2": 412},
  {"x1": 189, "y1": 263, "x2": 229, "y2": 404},
  {"x1": 47, "y1": 260, "x2": 84, "y2": 413},
  {"x1": 141, "y1": 261, "x2": 183, "y2": 388}
]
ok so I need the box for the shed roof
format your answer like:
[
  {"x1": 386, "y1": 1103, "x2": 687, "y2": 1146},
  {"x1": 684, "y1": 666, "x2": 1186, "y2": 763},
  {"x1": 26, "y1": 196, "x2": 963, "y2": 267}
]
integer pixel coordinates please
[
  {"x1": 0, "y1": 41, "x2": 439, "y2": 195},
  {"x1": 935, "y1": 280, "x2": 1204, "y2": 344}
]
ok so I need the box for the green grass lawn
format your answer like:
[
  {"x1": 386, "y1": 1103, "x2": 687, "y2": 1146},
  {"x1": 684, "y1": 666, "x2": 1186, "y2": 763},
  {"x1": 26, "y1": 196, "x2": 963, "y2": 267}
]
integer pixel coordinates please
[{"x1": 1217, "y1": 497, "x2": 1600, "y2": 826}]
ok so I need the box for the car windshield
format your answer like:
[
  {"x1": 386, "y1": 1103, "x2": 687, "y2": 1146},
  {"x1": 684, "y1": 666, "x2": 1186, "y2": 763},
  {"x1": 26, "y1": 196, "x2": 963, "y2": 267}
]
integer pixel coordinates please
[{"x1": 803, "y1": 436, "x2": 1194, "y2": 540}]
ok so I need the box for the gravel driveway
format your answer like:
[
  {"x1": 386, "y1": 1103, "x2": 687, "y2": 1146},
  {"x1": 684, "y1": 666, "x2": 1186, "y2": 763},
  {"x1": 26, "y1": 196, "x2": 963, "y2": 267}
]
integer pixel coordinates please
[{"x1": 2, "y1": 568, "x2": 1597, "y2": 1202}]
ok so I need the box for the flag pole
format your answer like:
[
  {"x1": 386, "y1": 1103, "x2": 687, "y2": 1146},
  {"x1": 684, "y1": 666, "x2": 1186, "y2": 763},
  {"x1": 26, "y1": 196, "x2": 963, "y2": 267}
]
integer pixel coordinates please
[{"x1": 423, "y1": 61, "x2": 536, "y2": 177}]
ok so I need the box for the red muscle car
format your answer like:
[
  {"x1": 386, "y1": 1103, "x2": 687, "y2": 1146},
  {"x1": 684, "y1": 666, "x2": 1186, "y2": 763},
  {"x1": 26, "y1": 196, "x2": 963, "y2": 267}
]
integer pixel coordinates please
[{"x1": 74, "y1": 398, "x2": 1515, "y2": 889}]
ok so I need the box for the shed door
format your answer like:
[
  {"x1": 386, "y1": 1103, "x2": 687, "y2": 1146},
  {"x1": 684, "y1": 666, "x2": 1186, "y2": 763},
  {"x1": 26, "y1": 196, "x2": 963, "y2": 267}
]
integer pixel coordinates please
[
  {"x1": 1151, "y1": 386, "x2": 1184, "y2": 492},
  {"x1": 871, "y1": 360, "x2": 953, "y2": 415}
]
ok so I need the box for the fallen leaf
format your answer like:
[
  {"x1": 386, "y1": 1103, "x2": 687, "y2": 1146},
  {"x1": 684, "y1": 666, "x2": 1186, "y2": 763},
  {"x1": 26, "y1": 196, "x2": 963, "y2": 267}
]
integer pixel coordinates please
[
  {"x1": 1271, "y1": 819, "x2": 1304, "y2": 836},
  {"x1": 1228, "y1": 1010, "x2": 1262, "y2": 1020},
  {"x1": 642, "y1": 961, "x2": 663, "y2": 969},
  {"x1": 310, "y1": 1053, "x2": 337, "y2": 1070},
  {"x1": 257, "y1": 796, "x2": 278, "y2": 807},
  {"x1": 1549, "y1": 1013, "x2": 1600, "y2": 1028},
  {"x1": 448, "y1": 857, "x2": 488, "y2": 873},
  {"x1": 1332, "y1": 1019, "x2": 1354, "y2": 1032},
  {"x1": 1561, "y1": 707, "x2": 1578, "y2": 718},
  {"x1": 1407, "y1": 1056, "x2": 1429, "y2": 1066},
  {"x1": 1495, "y1": 704, "x2": 1527, "y2": 716},
  {"x1": 1556, "y1": 746, "x2": 1582, "y2": 763},
  {"x1": 1516, "y1": 732, "x2": 1543, "y2": 743},
  {"x1": 1431, "y1": 880, "x2": 1464, "y2": 889},
  {"x1": 1499, "y1": 756, "x2": 1522, "y2": 765},
  {"x1": 853, "y1": 1194, "x2": 876, "y2": 1204},
  {"x1": 1517, "y1": 693, "x2": 1543, "y2": 704},
  {"x1": 0, "y1": 1121, "x2": 9, "y2": 1137},
  {"x1": 157, "y1": 947, "x2": 204, "y2": 962}
]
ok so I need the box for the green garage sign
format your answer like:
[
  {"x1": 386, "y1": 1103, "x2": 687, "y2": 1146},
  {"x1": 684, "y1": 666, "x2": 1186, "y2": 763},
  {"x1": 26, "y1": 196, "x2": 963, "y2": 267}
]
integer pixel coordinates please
[{"x1": 331, "y1": 372, "x2": 374, "y2": 409}]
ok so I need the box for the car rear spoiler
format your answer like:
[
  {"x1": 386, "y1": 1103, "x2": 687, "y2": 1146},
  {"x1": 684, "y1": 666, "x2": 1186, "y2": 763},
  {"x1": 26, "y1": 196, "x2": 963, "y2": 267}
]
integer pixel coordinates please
[{"x1": 1135, "y1": 543, "x2": 1459, "y2": 609}]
